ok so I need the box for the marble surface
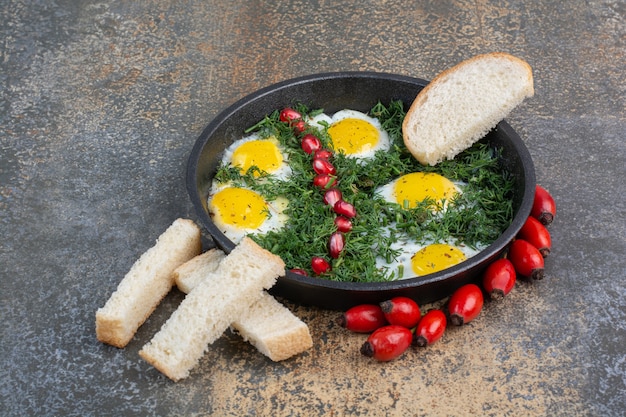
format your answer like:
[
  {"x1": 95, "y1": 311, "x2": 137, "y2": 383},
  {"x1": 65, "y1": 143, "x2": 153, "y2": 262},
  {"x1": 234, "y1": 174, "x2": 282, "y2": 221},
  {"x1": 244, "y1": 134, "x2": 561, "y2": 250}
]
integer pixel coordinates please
[{"x1": 1, "y1": 1, "x2": 624, "y2": 416}]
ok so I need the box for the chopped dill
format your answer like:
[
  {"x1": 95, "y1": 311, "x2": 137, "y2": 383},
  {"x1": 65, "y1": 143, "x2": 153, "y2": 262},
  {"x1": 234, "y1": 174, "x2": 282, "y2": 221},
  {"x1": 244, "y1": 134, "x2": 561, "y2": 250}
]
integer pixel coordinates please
[{"x1": 211, "y1": 101, "x2": 515, "y2": 283}]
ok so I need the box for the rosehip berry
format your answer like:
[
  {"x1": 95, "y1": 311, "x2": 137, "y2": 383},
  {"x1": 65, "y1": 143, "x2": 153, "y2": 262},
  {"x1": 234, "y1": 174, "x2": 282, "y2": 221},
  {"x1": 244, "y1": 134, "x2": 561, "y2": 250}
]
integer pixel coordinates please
[
  {"x1": 334, "y1": 200, "x2": 357, "y2": 218},
  {"x1": 328, "y1": 232, "x2": 345, "y2": 259},
  {"x1": 448, "y1": 283, "x2": 484, "y2": 326},
  {"x1": 312, "y1": 158, "x2": 336, "y2": 175},
  {"x1": 482, "y1": 258, "x2": 516, "y2": 299},
  {"x1": 413, "y1": 309, "x2": 447, "y2": 347},
  {"x1": 292, "y1": 119, "x2": 306, "y2": 134},
  {"x1": 509, "y1": 239, "x2": 545, "y2": 280},
  {"x1": 334, "y1": 216, "x2": 353, "y2": 232},
  {"x1": 517, "y1": 216, "x2": 552, "y2": 258},
  {"x1": 338, "y1": 304, "x2": 387, "y2": 333},
  {"x1": 323, "y1": 188, "x2": 342, "y2": 206},
  {"x1": 313, "y1": 174, "x2": 336, "y2": 189},
  {"x1": 360, "y1": 325, "x2": 413, "y2": 361},
  {"x1": 314, "y1": 149, "x2": 333, "y2": 160},
  {"x1": 311, "y1": 256, "x2": 331, "y2": 275},
  {"x1": 379, "y1": 296, "x2": 421, "y2": 328},
  {"x1": 531, "y1": 185, "x2": 556, "y2": 226},
  {"x1": 301, "y1": 134, "x2": 322, "y2": 154}
]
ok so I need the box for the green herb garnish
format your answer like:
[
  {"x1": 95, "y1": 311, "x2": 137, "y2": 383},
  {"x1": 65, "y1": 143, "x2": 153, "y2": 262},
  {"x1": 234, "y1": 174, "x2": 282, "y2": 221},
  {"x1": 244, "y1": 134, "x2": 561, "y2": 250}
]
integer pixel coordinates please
[{"x1": 212, "y1": 101, "x2": 515, "y2": 282}]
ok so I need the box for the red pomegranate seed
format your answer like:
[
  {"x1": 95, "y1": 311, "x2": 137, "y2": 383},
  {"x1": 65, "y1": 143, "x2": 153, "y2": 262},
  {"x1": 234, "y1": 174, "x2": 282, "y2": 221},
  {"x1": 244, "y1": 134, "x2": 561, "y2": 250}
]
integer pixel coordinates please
[
  {"x1": 301, "y1": 134, "x2": 322, "y2": 154},
  {"x1": 314, "y1": 149, "x2": 333, "y2": 160},
  {"x1": 311, "y1": 257, "x2": 331, "y2": 275},
  {"x1": 334, "y1": 200, "x2": 356, "y2": 218},
  {"x1": 312, "y1": 158, "x2": 336, "y2": 175},
  {"x1": 323, "y1": 188, "x2": 342, "y2": 206},
  {"x1": 334, "y1": 216, "x2": 353, "y2": 232},
  {"x1": 289, "y1": 268, "x2": 308, "y2": 276},
  {"x1": 328, "y1": 232, "x2": 345, "y2": 259},
  {"x1": 313, "y1": 174, "x2": 336, "y2": 189}
]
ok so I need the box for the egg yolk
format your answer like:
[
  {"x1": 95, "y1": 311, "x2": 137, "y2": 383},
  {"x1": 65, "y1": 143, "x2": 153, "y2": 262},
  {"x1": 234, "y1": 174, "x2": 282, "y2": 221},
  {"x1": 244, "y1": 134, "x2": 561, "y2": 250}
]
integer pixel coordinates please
[
  {"x1": 411, "y1": 244, "x2": 467, "y2": 275},
  {"x1": 210, "y1": 187, "x2": 268, "y2": 229},
  {"x1": 231, "y1": 138, "x2": 283, "y2": 176},
  {"x1": 394, "y1": 172, "x2": 458, "y2": 209},
  {"x1": 327, "y1": 118, "x2": 379, "y2": 155}
]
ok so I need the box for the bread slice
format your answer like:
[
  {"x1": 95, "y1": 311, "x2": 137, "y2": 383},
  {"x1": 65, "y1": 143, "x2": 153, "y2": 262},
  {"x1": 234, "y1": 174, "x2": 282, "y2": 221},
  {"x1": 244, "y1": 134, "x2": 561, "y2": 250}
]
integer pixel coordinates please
[
  {"x1": 138, "y1": 237, "x2": 285, "y2": 381},
  {"x1": 95, "y1": 218, "x2": 202, "y2": 348},
  {"x1": 175, "y1": 251, "x2": 312, "y2": 362},
  {"x1": 402, "y1": 52, "x2": 534, "y2": 166},
  {"x1": 233, "y1": 291, "x2": 313, "y2": 361},
  {"x1": 173, "y1": 248, "x2": 226, "y2": 293}
]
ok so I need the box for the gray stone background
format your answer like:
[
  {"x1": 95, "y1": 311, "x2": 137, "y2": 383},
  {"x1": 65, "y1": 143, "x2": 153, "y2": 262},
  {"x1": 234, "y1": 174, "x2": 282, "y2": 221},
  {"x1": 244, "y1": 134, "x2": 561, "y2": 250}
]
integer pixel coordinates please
[{"x1": 1, "y1": 1, "x2": 624, "y2": 416}]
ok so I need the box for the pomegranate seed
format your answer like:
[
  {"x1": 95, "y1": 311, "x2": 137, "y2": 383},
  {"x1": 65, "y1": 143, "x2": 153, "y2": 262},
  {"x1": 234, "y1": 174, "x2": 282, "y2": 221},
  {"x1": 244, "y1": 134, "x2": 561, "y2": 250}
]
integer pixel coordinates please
[
  {"x1": 289, "y1": 268, "x2": 308, "y2": 276},
  {"x1": 338, "y1": 304, "x2": 388, "y2": 333},
  {"x1": 334, "y1": 200, "x2": 356, "y2": 218},
  {"x1": 313, "y1": 174, "x2": 336, "y2": 189},
  {"x1": 311, "y1": 257, "x2": 331, "y2": 275},
  {"x1": 334, "y1": 216, "x2": 353, "y2": 232},
  {"x1": 314, "y1": 149, "x2": 333, "y2": 160},
  {"x1": 293, "y1": 119, "x2": 307, "y2": 134},
  {"x1": 301, "y1": 134, "x2": 322, "y2": 154},
  {"x1": 279, "y1": 108, "x2": 302, "y2": 123},
  {"x1": 312, "y1": 158, "x2": 336, "y2": 175},
  {"x1": 323, "y1": 188, "x2": 342, "y2": 206},
  {"x1": 328, "y1": 232, "x2": 345, "y2": 258}
]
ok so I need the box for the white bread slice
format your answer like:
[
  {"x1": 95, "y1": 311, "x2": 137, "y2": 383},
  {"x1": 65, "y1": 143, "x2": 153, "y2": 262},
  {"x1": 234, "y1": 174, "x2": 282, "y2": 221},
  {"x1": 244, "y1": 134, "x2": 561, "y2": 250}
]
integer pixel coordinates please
[
  {"x1": 95, "y1": 218, "x2": 202, "y2": 348},
  {"x1": 402, "y1": 52, "x2": 534, "y2": 166},
  {"x1": 233, "y1": 291, "x2": 313, "y2": 361},
  {"x1": 173, "y1": 248, "x2": 226, "y2": 293},
  {"x1": 138, "y1": 237, "x2": 285, "y2": 381},
  {"x1": 175, "y1": 251, "x2": 312, "y2": 362}
]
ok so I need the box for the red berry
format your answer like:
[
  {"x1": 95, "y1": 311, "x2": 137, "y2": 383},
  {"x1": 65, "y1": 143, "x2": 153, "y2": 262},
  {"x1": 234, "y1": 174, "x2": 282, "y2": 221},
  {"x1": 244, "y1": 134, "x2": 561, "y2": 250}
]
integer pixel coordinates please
[
  {"x1": 531, "y1": 185, "x2": 556, "y2": 226},
  {"x1": 289, "y1": 268, "x2": 308, "y2": 276},
  {"x1": 312, "y1": 158, "x2": 336, "y2": 175},
  {"x1": 313, "y1": 174, "x2": 336, "y2": 189},
  {"x1": 314, "y1": 149, "x2": 333, "y2": 160},
  {"x1": 509, "y1": 239, "x2": 545, "y2": 280},
  {"x1": 279, "y1": 107, "x2": 302, "y2": 123},
  {"x1": 360, "y1": 325, "x2": 412, "y2": 361},
  {"x1": 311, "y1": 257, "x2": 331, "y2": 275},
  {"x1": 323, "y1": 188, "x2": 342, "y2": 206},
  {"x1": 338, "y1": 304, "x2": 387, "y2": 333},
  {"x1": 482, "y1": 258, "x2": 516, "y2": 299},
  {"x1": 334, "y1": 216, "x2": 353, "y2": 232},
  {"x1": 334, "y1": 200, "x2": 356, "y2": 218},
  {"x1": 301, "y1": 134, "x2": 322, "y2": 154},
  {"x1": 292, "y1": 119, "x2": 306, "y2": 134},
  {"x1": 379, "y1": 296, "x2": 421, "y2": 328},
  {"x1": 413, "y1": 309, "x2": 447, "y2": 347},
  {"x1": 448, "y1": 284, "x2": 484, "y2": 326},
  {"x1": 518, "y1": 216, "x2": 552, "y2": 257},
  {"x1": 328, "y1": 232, "x2": 345, "y2": 259}
]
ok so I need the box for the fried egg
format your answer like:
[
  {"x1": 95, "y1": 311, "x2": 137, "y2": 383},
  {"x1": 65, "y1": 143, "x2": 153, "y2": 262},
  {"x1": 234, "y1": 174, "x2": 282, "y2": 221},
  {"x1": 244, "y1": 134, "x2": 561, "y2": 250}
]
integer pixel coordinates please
[
  {"x1": 221, "y1": 133, "x2": 292, "y2": 180},
  {"x1": 375, "y1": 172, "x2": 461, "y2": 211},
  {"x1": 309, "y1": 109, "x2": 391, "y2": 159},
  {"x1": 373, "y1": 171, "x2": 479, "y2": 279},
  {"x1": 208, "y1": 185, "x2": 288, "y2": 244},
  {"x1": 376, "y1": 238, "x2": 482, "y2": 279}
]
